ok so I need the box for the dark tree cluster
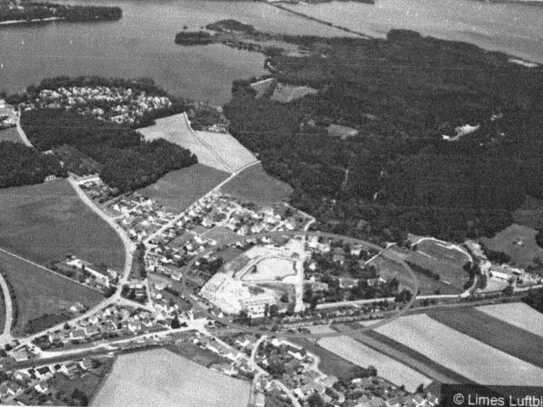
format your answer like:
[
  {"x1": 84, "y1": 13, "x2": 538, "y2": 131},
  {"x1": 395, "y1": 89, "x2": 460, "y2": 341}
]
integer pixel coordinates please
[
  {"x1": 0, "y1": 141, "x2": 66, "y2": 188},
  {"x1": 0, "y1": 1, "x2": 121, "y2": 23},
  {"x1": 21, "y1": 109, "x2": 197, "y2": 192},
  {"x1": 224, "y1": 29, "x2": 543, "y2": 243}
]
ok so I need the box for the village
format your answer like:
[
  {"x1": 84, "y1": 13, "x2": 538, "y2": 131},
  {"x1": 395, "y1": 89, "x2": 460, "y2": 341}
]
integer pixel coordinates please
[{"x1": 18, "y1": 82, "x2": 174, "y2": 126}]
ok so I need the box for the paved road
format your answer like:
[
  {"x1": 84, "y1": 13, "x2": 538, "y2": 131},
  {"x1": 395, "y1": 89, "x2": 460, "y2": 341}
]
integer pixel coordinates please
[
  {"x1": 15, "y1": 109, "x2": 33, "y2": 147},
  {"x1": 3, "y1": 178, "x2": 136, "y2": 349},
  {"x1": 144, "y1": 160, "x2": 261, "y2": 245},
  {"x1": 0, "y1": 272, "x2": 13, "y2": 343}
]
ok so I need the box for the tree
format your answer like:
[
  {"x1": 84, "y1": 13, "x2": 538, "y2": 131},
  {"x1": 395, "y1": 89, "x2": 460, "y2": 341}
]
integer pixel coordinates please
[
  {"x1": 171, "y1": 315, "x2": 181, "y2": 329},
  {"x1": 307, "y1": 392, "x2": 325, "y2": 407}
]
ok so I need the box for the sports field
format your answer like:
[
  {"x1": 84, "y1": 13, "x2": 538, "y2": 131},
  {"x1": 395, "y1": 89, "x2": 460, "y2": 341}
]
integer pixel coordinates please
[
  {"x1": 138, "y1": 164, "x2": 228, "y2": 212},
  {"x1": 91, "y1": 349, "x2": 250, "y2": 407},
  {"x1": 477, "y1": 302, "x2": 543, "y2": 338},
  {"x1": 0, "y1": 179, "x2": 124, "y2": 268},
  {"x1": 221, "y1": 163, "x2": 293, "y2": 204},
  {"x1": 241, "y1": 258, "x2": 296, "y2": 282},
  {"x1": 415, "y1": 239, "x2": 471, "y2": 264},
  {"x1": 0, "y1": 250, "x2": 103, "y2": 335},
  {"x1": 375, "y1": 314, "x2": 543, "y2": 386},
  {"x1": 318, "y1": 336, "x2": 432, "y2": 392},
  {"x1": 480, "y1": 223, "x2": 543, "y2": 268},
  {"x1": 0, "y1": 127, "x2": 21, "y2": 143},
  {"x1": 427, "y1": 307, "x2": 543, "y2": 368}
]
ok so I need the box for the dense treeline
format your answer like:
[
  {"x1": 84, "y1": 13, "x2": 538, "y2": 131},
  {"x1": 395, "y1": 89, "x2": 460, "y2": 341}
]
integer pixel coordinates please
[
  {"x1": 224, "y1": 29, "x2": 543, "y2": 242},
  {"x1": 21, "y1": 109, "x2": 197, "y2": 192},
  {"x1": 174, "y1": 31, "x2": 213, "y2": 45},
  {"x1": 0, "y1": 1, "x2": 121, "y2": 23},
  {"x1": 0, "y1": 141, "x2": 66, "y2": 188}
]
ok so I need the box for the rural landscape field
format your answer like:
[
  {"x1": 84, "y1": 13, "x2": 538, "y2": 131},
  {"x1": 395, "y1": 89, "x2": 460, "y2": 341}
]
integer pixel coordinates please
[
  {"x1": 91, "y1": 349, "x2": 251, "y2": 407},
  {"x1": 0, "y1": 180, "x2": 124, "y2": 268},
  {"x1": 2, "y1": 1, "x2": 543, "y2": 405},
  {"x1": 0, "y1": 249, "x2": 103, "y2": 335}
]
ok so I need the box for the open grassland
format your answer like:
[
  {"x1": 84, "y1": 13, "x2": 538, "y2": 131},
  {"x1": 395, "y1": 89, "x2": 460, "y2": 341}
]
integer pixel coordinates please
[
  {"x1": 195, "y1": 130, "x2": 257, "y2": 171},
  {"x1": 375, "y1": 314, "x2": 543, "y2": 386},
  {"x1": 0, "y1": 179, "x2": 124, "y2": 269},
  {"x1": 477, "y1": 302, "x2": 543, "y2": 338},
  {"x1": 0, "y1": 127, "x2": 21, "y2": 143},
  {"x1": 318, "y1": 336, "x2": 432, "y2": 392},
  {"x1": 291, "y1": 338, "x2": 360, "y2": 379},
  {"x1": 91, "y1": 349, "x2": 250, "y2": 407},
  {"x1": 138, "y1": 163, "x2": 228, "y2": 212},
  {"x1": 202, "y1": 226, "x2": 239, "y2": 246},
  {"x1": 426, "y1": 307, "x2": 543, "y2": 368},
  {"x1": 221, "y1": 163, "x2": 292, "y2": 204},
  {"x1": 0, "y1": 250, "x2": 103, "y2": 335},
  {"x1": 480, "y1": 223, "x2": 543, "y2": 268}
]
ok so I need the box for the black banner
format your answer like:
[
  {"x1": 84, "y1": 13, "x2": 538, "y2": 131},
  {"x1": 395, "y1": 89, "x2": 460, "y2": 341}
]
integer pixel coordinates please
[{"x1": 441, "y1": 384, "x2": 543, "y2": 407}]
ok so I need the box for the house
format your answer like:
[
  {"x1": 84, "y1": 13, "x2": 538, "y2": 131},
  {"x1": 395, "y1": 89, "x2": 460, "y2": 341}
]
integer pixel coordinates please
[{"x1": 327, "y1": 124, "x2": 359, "y2": 140}]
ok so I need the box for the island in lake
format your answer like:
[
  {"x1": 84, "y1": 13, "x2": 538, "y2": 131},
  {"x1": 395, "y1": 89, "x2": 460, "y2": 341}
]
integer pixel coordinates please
[{"x1": 0, "y1": 0, "x2": 121, "y2": 26}]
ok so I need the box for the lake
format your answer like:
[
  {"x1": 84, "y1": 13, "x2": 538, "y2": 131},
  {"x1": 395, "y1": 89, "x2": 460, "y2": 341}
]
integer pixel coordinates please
[{"x1": 1, "y1": 0, "x2": 542, "y2": 104}]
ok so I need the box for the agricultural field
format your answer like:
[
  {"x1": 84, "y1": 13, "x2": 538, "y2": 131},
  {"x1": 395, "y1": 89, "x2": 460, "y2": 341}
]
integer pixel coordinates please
[
  {"x1": 91, "y1": 349, "x2": 250, "y2": 407},
  {"x1": 138, "y1": 113, "x2": 252, "y2": 173},
  {"x1": 0, "y1": 250, "x2": 103, "y2": 335},
  {"x1": 221, "y1": 163, "x2": 293, "y2": 204},
  {"x1": 318, "y1": 336, "x2": 432, "y2": 392},
  {"x1": 137, "y1": 163, "x2": 228, "y2": 212},
  {"x1": 426, "y1": 307, "x2": 543, "y2": 368},
  {"x1": 354, "y1": 330, "x2": 471, "y2": 385},
  {"x1": 477, "y1": 302, "x2": 543, "y2": 338},
  {"x1": 195, "y1": 130, "x2": 257, "y2": 172},
  {"x1": 0, "y1": 127, "x2": 21, "y2": 143},
  {"x1": 375, "y1": 314, "x2": 543, "y2": 386},
  {"x1": 0, "y1": 179, "x2": 124, "y2": 269},
  {"x1": 480, "y1": 223, "x2": 543, "y2": 268}
]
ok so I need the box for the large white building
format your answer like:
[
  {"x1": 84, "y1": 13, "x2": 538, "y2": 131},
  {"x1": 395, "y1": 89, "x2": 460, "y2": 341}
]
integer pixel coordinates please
[{"x1": 200, "y1": 273, "x2": 278, "y2": 318}]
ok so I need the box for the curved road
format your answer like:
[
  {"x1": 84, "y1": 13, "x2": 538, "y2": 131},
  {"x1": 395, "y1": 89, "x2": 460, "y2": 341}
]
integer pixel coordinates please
[
  {"x1": 0, "y1": 272, "x2": 14, "y2": 342},
  {"x1": 6, "y1": 177, "x2": 136, "y2": 349}
]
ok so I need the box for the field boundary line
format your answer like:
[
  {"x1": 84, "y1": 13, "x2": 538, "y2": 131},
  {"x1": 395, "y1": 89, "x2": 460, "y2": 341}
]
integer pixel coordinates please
[{"x1": 0, "y1": 247, "x2": 103, "y2": 294}]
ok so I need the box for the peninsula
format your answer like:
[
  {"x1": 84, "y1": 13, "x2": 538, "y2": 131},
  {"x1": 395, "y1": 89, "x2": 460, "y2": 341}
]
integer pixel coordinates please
[{"x1": 0, "y1": 0, "x2": 122, "y2": 26}]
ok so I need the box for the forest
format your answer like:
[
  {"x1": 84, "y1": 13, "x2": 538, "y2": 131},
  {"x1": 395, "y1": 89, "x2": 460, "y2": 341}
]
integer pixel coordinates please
[
  {"x1": 0, "y1": 1, "x2": 121, "y2": 23},
  {"x1": 0, "y1": 141, "x2": 65, "y2": 188},
  {"x1": 21, "y1": 109, "x2": 197, "y2": 192},
  {"x1": 223, "y1": 29, "x2": 543, "y2": 243}
]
